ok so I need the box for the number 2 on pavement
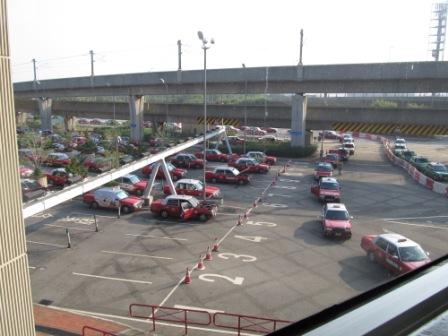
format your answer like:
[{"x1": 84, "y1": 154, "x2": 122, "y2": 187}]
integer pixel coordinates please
[{"x1": 199, "y1": 274, "x2": 244, "y2": 285}]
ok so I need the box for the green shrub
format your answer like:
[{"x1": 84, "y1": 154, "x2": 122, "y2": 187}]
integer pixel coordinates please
[
  {"x1": 219, "y1": 142, "x2": 317, "y2": 158},
  {"x1": 372, "y1": 99, "x2": 398, "y2": 108}
]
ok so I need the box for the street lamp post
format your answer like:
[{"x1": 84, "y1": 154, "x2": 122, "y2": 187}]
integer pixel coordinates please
[
  {"x1": 242, "y1": 63, "x2": 247, "y2": 154},
  {"x1": 198, "y1": 31, "x2": 214, "y2": 201},
  {"x1": 160, "y1": 78, "x2": 168, "y2": 123}
]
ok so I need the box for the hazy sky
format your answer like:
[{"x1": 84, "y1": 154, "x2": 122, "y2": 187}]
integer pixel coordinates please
[{"x1": 8, "y1": 0, "x2": 440, "y2": 82}]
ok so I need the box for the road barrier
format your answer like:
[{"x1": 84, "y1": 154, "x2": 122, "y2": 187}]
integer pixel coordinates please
[
  {"x1": 82, "y1": 326, "x2": 117, "y2": 336},
  {"x1": 129, "y1": 303, "x2": 212, "y2": 334},
  {"x1": 352, "y1": 132, "x2": 448, "y2": 197},
  {"x1": 129, "y1": 303, "x2": 290, "y2": 335}
]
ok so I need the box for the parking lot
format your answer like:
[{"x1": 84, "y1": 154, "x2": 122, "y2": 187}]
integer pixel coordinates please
[{"x1": 26, "y1": 138, "x2": 448, "y2": 334}]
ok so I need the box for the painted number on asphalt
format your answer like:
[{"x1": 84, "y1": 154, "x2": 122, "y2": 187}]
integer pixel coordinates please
[
  {"x1": 234, "y1": 235, "x2": 267, "y2": 243},
  {"x1": 60, "y1": 216, "x2": 94, "y2": 225},
  {"x1": 218, "y1": 253, "x2": 257, "y2": 262},
  {"x1": 262, "y1": 202, "x2": 288, "y2": 208},
  {"x1": 199, "y1": 274, "x2": 244, "y2": 286},
  {"x1": 274, "y1": 185, "x2": 296, "y2": 190},
  {"x1": 246, "y1": 220, "x2": 277, "y2": 227}
]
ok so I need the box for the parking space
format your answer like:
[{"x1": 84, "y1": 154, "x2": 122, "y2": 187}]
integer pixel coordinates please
[{"x1": 25, "y1": 138, "x2": 448, "y2": 332}]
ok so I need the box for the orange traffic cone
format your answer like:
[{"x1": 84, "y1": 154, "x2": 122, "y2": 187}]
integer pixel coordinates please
[
  {"x1": 197, "y1": 255, "x2": 205, "y2": 270},
  {"x1": 205, "y1": 246, "x2": 213, "y2": 261},
  {"x1": 184, "y1": 267, "x2": 191, "y2": 284},
  {"x1": 212, "y1": 238, "x2": 220, "y2": 252}
]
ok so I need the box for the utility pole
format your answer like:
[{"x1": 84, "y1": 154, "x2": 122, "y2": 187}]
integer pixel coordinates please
[
  {"x1": 177, "y1": 40, "x2": 182, "y2": 71},
  {"x1": 89, "y1": 50, "x2": 94, "y2": 85},
  {"x1": 299, "y1": 29, "x2": 304, "y2": 65},
  {"x1": 32, "y1": 58, "x2": 37, "y2": 84}
]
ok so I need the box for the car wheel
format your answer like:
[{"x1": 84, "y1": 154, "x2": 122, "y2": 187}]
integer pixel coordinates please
[
  {"x1": 212, "y1": 178, "x2": 217, "y2": 183},
  {"x1": 121, "y1": 205, "x2": 131, "y2": 214},
  {"x1": 368, "y1": 251, "x2": 375, "y2": 263},
  {"x1": 161, "y1": 210, "x2": 169, "y2": 218},
  {"x1": 199, "y1": 213, "x2": 208, "y2": 222},
  {"x1": 238, "y1": 179, "x2": 244, "y2": 185},
  {"x1": 91, "y1": 201, "x2": 99, "y2": 210}
]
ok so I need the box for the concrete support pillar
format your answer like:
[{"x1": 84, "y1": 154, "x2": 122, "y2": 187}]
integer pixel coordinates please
[
  {"x1": 143, "y1": 162, "x2": 160, "y2": 205},
  {"x1": 290, "y1": 94, "x2": 307, "y2": 147},
  {"x1": 64, "y1": 115, "x2": 75, "y2": 132},
  {"x1": 128, "y1": 95, "x2": 144, "y2": 144},
  {"x1": 38, "y1": 97, "x2": 52, "y2": 132},
  {"x1": 160, "y1": 158, "x2": 177, "y2": 195}
]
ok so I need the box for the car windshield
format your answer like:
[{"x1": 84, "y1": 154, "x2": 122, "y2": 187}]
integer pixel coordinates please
[
  {"x1": 186, "y1": 154, "x2": 196, "y2": 160},
  {"x1": 416, "y1": 157, "x2": 428, "y2": 163},
  {"x1": 317, "y1": 165, "x2": 332, "y2": 172},
  {"x1": 127, "y1": 175, "x2": 140, "y2": 184},
  {"x1": 399, "y1": 246, "x2": 428, "y2": 262},
  {"x1": 432, "y1": 164, "x2": 447, "y2": 172},
  {"x1": 325, "y1": 210, "x2": 350, "y2": 220},
  {"x1": 115, "y1": 191, "x2": 128, "y2": 200},
  {"x1": 188, "y1": 198, "x2": 199, "y2": 207},
  {"x1": 195, "y1": 181, "x2": 204, "y2": 190},
  {"x1": 321, "y1": 182, "x2": 339, "y2": 190},
  {"x1": 344, "y1": 143, "x2": 354, "y2": 148}
]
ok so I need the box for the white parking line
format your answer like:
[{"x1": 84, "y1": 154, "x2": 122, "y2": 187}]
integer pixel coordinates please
[
  {"x1": 44, "y1": 224, "x2": 93, "y2": 232},
  {"x1": 72, "y1": 272, "x2": 152, "y2": 285},
  {"x1": 125, "y1": 233, "x2": 188, "y2": 241},
  {"x1": 27, "y1": 240, "x2": 66, "y2": 248},
  {"x1": 384, "y1": 220, "x2": 448, "y2": 230},
  {"x1": 222, "y1": 205, "x2": 246, "y2": 210},
  {"x1": 217, "y1": 212, "x2": 240, "y2": 216},
  {"x1": 174, "y1": 304, "x2": 224, "y2": 314},
  {"x1": 101, "y1": 250, "x2": 173, "y2": 260},
  {"x1": 383, "y1": 215, "x2": 448, "y2": 220},
  {"x1": 28, "y1": 266, "x2": 36, "y2": 269}
]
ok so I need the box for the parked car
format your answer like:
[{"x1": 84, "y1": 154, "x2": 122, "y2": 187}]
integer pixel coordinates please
[
  {"x1": 319, "y1": 153, "x2": 339, "y2": 168},
  {"x1": 397, "y1": 150, "x2": 416, "y2": 162},
  {"x1": 90, "y1": 118, "x2": 104, "y2": 125},
  {"x1": 314, "y1": 162, "x2": 333, "y2": 180},
  {"x1": 119, "y1": 154, "x2": 134, "y2": 165},
  {"x1": 225, "y1": 136, "x2": 245, "y2": 145},
  {"x1": 342, "y1": 142, "x2": 355, "y2": 155},
  {"x1": 340, "y1": 133, "x2": 354, "y2": 143},
  {"x1": 43, "y1": 153, "x2": 71, "y2": 167},
  {"x1": 71, "y1": 136, "x2": 87, "y2": 147},
  {"x1": 163, "y1": 179, "x2": 221, "y2": 198},
  {"x1": 245, "y1": 151, "x2": 277, "y2": 165},
  {"x1": 393, "y1": 143, "x2": 407, "y2": 154},
  {"x1": 44, "y1": 168, "x2": 82, "y2": 187},
  {"x1": 83, "y1": 157, "x2": 112, "y2": 173},
  {"x1": 261, "y1": 127, "x2": 278, "y2": 133},
  {"x1": 171, "y1": 153, "x2": 204, "y2": 169},
  {"x1": 319, "y1": 203, "x2": 352, "y2": 239},
  {"x1": 83, "y1": 187, "x2": 143, "y2": 214},
  {"x1": 229, "y1": 158, "x2": 270, "y2": 174},
  {"x1": 394, "y1": 137, "x2": 406, "y2": 146},
  {"x1": 19, "y1": 166, "x2": 34, "y2": 178},
  {"x1": 142, "y1": 162, "x2": 187, "y2": 181},
  {"x1": 311, "y1": 177, "x2": 341, "y2": 202},
  {"x1": 246, "y1": 127, "x2": 267, "y2": 136},
  {"x1": 21, "y1": 179, "x2": 46, "y2": 202},
  {"x1": 329, "y1": 148, "x2": 349, "y2": 162},
  {"x1": 195, "y1": 149, "x2": 229, "y2": 162},
  {"x1": 318, "y1": 130, "x2": 342, "y2": 141},
  {"x1": 205, "y1": 166, "x2": 250, "y2": 185},
  {"x1": 77, "y1": 118, "x2": 89, "y2": 125},
  {"x1": 117, "y1": 174, "x2": 148, "y2": 196},
  {"x1": 421, "y1": 162, "x2": 448, "y2": 182},
  {"x1": 19, "y1": 149, "x2": 41, "y2": 163},
  {"x1": 409, "y1": 156, "x2": 430, "y2": 172},
  {"x1": 150, "y1": 195, "x2": 218, "y2": 221},
  {"x1": 361, "y1": 233, "x2": 430, "y2": 276}
]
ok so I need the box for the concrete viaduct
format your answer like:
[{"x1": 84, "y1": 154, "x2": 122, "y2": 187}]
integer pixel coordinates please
[
  {"x1": 14, "y1": 98, "x2": 448, "y2": 137},
  {"x1": 13, "y1": 61, "x2": 448, "y2": 144}
]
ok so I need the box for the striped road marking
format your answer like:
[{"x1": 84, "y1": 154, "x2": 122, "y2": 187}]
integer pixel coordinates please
[
  {"x1": 125, "y1": 233, "x2": 188, "y2": 241},
  {"x1": 73, "y1": 272, "x2": 152, "y2": 285},
  {"x1": 332, "y1": 122, "x2": 448, "y2": 136},
  {"x1": 101, "y1": 250, "x2": 173, "y2": 260}
]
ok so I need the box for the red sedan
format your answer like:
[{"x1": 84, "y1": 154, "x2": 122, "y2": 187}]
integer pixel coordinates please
[
  {"x1": 142, "y1": 162, "x2": 187, "y2": 181},
  {"x1": 195, "y1": 149, "x2": 228, "y2": 162},
  {"x1": 361, "y1": 233, "x2": 430, "y2": 276},
  {"x1": 163, "y1": 179, "x2": 221, "y2": 198},
  {"x1": 229, "y1": 158, "x2": 269, "y2": 174},
  {"x1": 171, "y1": 153, "x2": 204, "y2": 169}
]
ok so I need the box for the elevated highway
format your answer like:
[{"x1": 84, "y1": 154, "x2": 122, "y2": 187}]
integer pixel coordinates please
[{"x1": 15, "y1": 99, "x2": 448, "y2": 136}]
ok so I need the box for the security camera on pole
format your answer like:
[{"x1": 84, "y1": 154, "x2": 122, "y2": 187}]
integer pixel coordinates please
[{"x1": 198, "y1": 31, "x2": 214, "y2": 202}]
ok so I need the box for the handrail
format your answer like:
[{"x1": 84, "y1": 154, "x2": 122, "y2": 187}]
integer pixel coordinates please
[
  {"x1": 82, "y1": 326, "x2": 117, "y2": 336},
  {"x1": 213, "y1": 312, "x2": 291, "y2": 335}
]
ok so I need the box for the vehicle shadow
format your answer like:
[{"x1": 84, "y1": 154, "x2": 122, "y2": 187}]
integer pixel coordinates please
[
  {"x1": 294, "y1": 220, "x2": 346, "y2": 247},
  {"x1": 338, "y1": 255, "x2": 389, "y2": 291}
]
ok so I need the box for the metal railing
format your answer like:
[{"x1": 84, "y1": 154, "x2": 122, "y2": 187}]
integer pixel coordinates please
[
  {"x1": 129, "y1": 303, "x2": 290, "y2": 335},
  {"x1": 82, "y1": 326, "x2": 117, "y2": 336}
]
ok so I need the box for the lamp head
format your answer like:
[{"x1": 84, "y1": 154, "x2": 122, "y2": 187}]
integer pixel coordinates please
[
  {"x1": 197, "y1": 31, "x2": 204, "y2": 41},
  {"x1": 210, "y1": 38, "x2": 215, "y2": 44}
]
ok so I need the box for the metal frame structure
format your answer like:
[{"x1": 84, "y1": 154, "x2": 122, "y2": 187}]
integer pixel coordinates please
[{"x1": 23, "y1": 128, "x2": 228, "y2": 218}]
